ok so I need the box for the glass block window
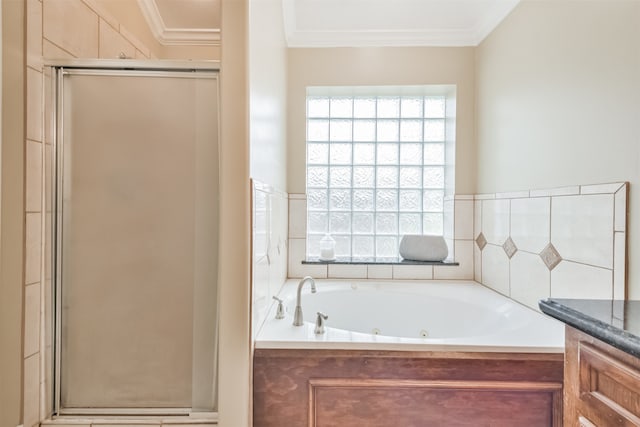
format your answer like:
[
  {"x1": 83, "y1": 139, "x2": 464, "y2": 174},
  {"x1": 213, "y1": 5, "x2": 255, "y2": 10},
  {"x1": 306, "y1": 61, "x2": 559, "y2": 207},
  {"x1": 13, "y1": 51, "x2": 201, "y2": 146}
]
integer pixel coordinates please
[{"x1": 306, "y1": 92, "x2": 448, "y2": 259}]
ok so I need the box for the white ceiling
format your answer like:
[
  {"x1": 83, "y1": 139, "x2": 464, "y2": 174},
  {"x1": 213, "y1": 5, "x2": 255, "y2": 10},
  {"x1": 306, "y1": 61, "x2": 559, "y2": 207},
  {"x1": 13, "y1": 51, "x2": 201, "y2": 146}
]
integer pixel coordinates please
[
  {"x1": 283, "y1": 0, "x2": 521, "y2": 47},
  {"x1": 137, "y1": 0, "x2": 519, "y2": 48}
]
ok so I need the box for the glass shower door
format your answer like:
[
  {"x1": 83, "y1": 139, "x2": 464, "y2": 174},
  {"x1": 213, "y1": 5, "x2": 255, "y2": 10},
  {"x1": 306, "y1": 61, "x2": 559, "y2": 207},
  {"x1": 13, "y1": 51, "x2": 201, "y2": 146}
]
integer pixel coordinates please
[{"x1": 54, "y1": 67, "x2": 219, "y2": 414}]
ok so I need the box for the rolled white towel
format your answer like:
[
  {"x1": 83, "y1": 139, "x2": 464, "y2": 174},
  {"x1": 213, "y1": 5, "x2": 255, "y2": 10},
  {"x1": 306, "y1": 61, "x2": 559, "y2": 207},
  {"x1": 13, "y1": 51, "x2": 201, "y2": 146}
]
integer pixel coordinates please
[{"x1": 399, "y1": 235, "x2": 448, "y2": 262}]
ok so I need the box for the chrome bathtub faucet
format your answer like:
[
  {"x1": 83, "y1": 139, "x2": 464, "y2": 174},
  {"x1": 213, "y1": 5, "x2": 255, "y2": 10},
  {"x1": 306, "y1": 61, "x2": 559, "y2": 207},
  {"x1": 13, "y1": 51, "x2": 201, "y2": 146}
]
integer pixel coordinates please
[
  {"x1": 293, "y1": 276, "x2": 316, "y2": 326},
  {"x1": 272, "y1": 296, "x2": 285, "y2": 319},
  {"x1": 314, "y1": 312, "x2": 328, "y2": 335}
]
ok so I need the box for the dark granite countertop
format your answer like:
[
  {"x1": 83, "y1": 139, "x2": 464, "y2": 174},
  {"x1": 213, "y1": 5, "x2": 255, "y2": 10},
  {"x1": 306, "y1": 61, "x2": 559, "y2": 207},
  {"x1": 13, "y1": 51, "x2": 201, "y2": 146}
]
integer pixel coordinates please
[
  {"x1": 303, "y1": 257, "x2": 459, "y2": 266},
  {"x1": 539, "y1": 298, "x2": 640, "y2": 358}
]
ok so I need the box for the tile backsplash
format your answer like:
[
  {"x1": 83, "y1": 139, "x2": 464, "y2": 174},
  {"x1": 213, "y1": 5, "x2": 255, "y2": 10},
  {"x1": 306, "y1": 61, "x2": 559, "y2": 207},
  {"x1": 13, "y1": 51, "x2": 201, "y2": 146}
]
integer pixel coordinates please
[
  {"x1": 281, "y1": 182, "x2": 627, "y2": 311},
  {"x1": 475, "y1": 182, "x2": 628, "y2": 310}
]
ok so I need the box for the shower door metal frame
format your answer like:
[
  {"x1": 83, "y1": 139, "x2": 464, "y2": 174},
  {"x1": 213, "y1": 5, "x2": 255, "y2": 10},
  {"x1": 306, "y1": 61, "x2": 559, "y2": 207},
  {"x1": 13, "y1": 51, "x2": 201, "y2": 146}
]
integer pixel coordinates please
[{"x1": 49, "y1": 60, "x2": 220, "y2": 417}]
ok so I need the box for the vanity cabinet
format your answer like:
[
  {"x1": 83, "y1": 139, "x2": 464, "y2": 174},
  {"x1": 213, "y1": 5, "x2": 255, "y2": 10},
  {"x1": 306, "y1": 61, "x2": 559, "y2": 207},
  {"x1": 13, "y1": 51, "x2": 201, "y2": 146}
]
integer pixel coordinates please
[{"x1": 565, "y1": 327, "x2": 640, "y2": 427}]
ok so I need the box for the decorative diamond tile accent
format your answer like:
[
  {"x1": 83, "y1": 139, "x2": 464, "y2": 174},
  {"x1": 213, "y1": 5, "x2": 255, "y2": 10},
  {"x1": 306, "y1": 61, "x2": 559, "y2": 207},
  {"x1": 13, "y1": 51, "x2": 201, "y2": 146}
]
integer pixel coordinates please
[
  {"x1": 540, "y1": 243, "x2": 562, "y2": 271},
  {"x1": 502, "y1": 237, "x2": 517, "y2": 259},
  {"x1": 475, "y1": 232, "x2": 487, "y2": 250}
]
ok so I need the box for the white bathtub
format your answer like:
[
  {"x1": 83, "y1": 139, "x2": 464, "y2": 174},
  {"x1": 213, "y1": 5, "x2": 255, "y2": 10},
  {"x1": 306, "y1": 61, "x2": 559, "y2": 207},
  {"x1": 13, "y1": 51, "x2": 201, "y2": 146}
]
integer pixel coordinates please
[{"x1": 256, "y1": 279, "x2": 564, "y2": 353}]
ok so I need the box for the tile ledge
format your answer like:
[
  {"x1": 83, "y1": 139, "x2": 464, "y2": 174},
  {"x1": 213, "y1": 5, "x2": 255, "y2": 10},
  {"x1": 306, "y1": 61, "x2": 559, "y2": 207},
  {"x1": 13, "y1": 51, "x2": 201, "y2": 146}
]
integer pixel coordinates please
[{"x1": 303, "y1": 258, "x2": 459, "y2": 266}]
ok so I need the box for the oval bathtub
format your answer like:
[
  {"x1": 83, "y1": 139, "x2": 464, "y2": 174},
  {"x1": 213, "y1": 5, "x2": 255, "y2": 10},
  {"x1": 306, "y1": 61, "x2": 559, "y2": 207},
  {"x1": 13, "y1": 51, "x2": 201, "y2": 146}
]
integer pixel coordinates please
[{"x1": 256, "y1": 279, "x2": 564, "y2": 353}]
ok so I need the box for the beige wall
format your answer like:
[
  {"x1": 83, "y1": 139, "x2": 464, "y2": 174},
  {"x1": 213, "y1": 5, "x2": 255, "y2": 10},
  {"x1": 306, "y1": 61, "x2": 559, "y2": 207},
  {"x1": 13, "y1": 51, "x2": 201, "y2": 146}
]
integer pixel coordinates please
[
  {"x1": 1, "y1": 2, "x2": 25, "y2": 426},
  {"x1": 249, "y1": 0, "x2": 288, "y2": 190},
  {"x1": 92, "y1": 0, "x2": 163, "y2": 57},
  {"x1": 38, "y1": 0, "x2": 219, "y2": 62},
  {"x1": 163, "y1": 43, "x2": 219, "y2": 60},
  {"x1": 40, "y1": 0, "x2": 156, "y2": 60},
  {"x1": 286, "y1": 47, "x2": 476, "y2": 194},
  {"x1": 217, "y1": 0, "x2": 251, "y2": 425},
  {"x1": 475, "y1": 0, "x2": 640, "y2": 297}
]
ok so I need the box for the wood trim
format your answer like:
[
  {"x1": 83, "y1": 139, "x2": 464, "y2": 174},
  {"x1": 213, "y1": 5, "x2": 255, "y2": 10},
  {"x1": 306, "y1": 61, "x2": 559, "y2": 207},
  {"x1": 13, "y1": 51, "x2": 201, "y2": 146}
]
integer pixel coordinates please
[
  {"x1": 566, "y1": 327, "x2": 640, "y2": 427},
  {"x1": 309, "y1": 377, "x2": 563, "y2": 391},
  {"x1": 308, "y1": 378, "x2": 562, "y2": 427},
  {"x1": 578, "y1": 342, "x2": 640, "y2": 425},
  {"x1": 553, "y1": 389, "x2": 564, "y2": 427},
  {"x1": 579, "y1": 342, "x2": 640, "y2": 395},
  {"x1": 578, "y1": 415, "x2": 597, "y2": 427},
  {"x1": 254, "y1": 348, "x2": 564, "y2": 361}
]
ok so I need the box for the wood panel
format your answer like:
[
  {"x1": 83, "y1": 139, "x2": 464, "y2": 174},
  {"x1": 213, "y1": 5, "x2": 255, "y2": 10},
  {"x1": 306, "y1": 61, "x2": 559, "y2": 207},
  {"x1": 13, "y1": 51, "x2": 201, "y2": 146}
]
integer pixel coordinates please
[
  {"x1": 254, "y1": 349, "x2": 564, "y2": 427},
  {"x1": 309, "y1": 378, "x2": 560, "y2": 427},
  {"x1": 565, "y1": 326, "x2": 640, "y2": 427}
]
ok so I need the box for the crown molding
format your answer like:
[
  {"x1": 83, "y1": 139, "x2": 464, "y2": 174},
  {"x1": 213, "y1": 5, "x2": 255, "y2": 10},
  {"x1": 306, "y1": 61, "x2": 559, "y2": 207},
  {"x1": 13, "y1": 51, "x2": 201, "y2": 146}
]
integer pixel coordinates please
[
  {"x1": 283, "y1": 0, "x2": 519, "y2": 48},
  {"x1": 137, "y1": 0, "x2": 220, "y2": 46}
]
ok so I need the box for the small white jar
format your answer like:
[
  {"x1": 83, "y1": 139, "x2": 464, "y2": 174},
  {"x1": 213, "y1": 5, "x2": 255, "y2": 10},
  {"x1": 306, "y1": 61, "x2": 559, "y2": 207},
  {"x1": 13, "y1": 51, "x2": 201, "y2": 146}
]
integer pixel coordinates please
[{"x1": 319, "y1": 234, "x2": 336, "y2": 261}]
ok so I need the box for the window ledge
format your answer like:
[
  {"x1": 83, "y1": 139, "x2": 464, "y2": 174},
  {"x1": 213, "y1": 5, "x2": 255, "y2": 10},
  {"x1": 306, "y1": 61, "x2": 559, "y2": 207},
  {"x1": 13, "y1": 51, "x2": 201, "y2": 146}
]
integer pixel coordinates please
[{"x1": 302, "y1": 257, "x2": 459, "y2": 266}]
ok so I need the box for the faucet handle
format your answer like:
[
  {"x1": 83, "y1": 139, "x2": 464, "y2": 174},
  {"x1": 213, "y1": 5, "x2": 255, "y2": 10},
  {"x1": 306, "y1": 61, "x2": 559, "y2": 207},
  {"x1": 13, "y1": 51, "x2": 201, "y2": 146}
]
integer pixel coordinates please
[
  {"x1": 272, "y1": 296, "x2": 285, "y2": 319},
  {"x1": 314, "y1": 311, "x2": 328, "y2": 335}
]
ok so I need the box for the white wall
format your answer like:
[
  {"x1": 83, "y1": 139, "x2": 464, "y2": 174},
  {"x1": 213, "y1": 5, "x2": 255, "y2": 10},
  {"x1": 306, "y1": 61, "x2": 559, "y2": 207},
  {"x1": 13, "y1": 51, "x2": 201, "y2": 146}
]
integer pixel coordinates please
[
  {"x1": 287, "y1": 47, "x2": 476, "y2": 195},
  {"x1": 248, "y1": 0, "x2": 289, "y2": 418},
  {"x1": 249, "y1": 0, "x2": 288, "y2": 190},
  {"x1": 476, "y1": 0, "x2": 640, "y2": 297}
]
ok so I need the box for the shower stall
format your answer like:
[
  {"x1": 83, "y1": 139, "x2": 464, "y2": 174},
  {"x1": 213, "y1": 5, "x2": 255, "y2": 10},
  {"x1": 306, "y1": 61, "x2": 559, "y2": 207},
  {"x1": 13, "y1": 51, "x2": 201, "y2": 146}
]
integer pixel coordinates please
[{"x1": 49, "y1": 61, "x2": 220, "y2": 416}]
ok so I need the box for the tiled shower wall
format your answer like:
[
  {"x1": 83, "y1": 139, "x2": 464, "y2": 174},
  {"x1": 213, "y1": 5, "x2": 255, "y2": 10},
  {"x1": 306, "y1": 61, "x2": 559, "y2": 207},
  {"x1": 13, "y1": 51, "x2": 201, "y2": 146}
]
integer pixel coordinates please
[
  {"x1": 24, "y1": 1, "x2": 157, "y2": 425},
  {"x1": 252, "y1": 182, "x2": 289, "y2": 336},
  {"x1": 287, "y1": 194, "x2": 475, "y2": 280},
  {"x1": 474, "y1": 182, "x2": 628, "y2": 310}
]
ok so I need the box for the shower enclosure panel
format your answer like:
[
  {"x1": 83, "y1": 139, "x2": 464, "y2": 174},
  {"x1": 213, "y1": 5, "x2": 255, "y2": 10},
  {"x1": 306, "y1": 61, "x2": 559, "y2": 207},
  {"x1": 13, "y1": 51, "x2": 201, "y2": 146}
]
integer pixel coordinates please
[{"x1": 51, "y1": 63, "x2": 219, "y2": 415}]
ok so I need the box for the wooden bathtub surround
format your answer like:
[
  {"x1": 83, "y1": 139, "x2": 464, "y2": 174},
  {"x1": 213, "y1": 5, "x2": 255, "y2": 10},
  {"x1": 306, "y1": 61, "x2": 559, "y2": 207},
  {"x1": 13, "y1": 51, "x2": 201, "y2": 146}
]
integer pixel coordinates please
[
  {"x1": 565, "y1": 327, "x2": 640, "y2": 426},
  {"x1": 254, "y1": 349, "x2": 564, "y2": 426}
]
